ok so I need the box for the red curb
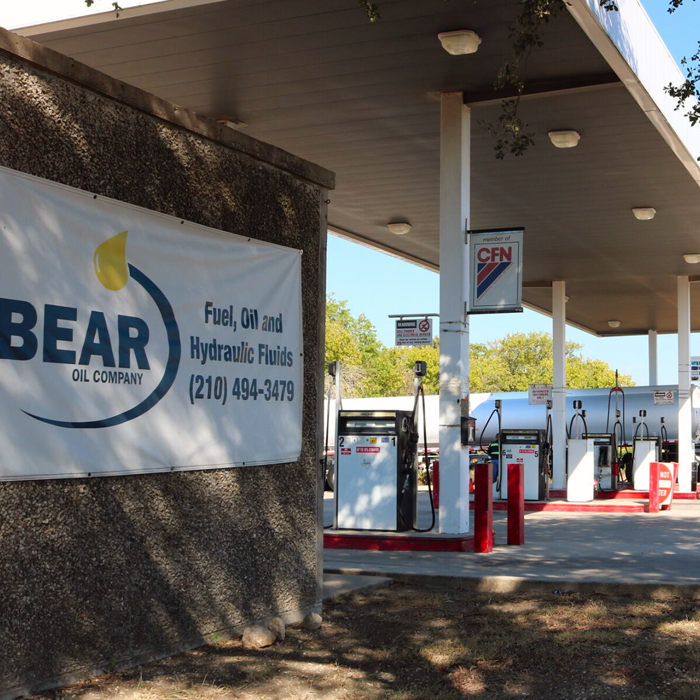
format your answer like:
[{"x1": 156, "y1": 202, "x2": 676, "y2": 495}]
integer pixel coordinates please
[
  {"x1": 323, "y1": 533, "x2": 476, "y2": 552},
  {"x1": 470, "y1": 501, "x2": 646, "y2": 513}
]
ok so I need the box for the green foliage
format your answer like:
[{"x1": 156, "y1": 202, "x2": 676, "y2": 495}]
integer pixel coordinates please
[
  {"x1": 471, "y1": 332, "x2": 634, "y2": 392},
  {"x1": 324, "y1": 296, "x2": 439, "y2": 398},
  {"x1": 325, "y1": 299, "x2": 633, "y2": 398},
  {"x1": 363, "y1": 342, "x2": 440, "y2": 397},
  {"x1": 325, "y1": 295, "x2": 381, "y2": 364}
]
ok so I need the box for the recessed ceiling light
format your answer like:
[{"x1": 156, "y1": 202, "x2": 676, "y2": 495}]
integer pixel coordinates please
[
  {"x1": 684, "y1": 254, "x2": 700, "y2": 264},
  {"x1": 607, "y1": 320, "x2": 621, "y2": 328},
  {"x1": 548, "y1": 130, "x2": 581, "y2": 148},
  {"x1": 387, "y1": 222, "x2": 412, "y2": 235},
  {"x1": 632, "y1": 207, "x2": 656, "y2": 220},
  {"x1": 437, "y1": 30, "x2": 482, "y2": 55}
]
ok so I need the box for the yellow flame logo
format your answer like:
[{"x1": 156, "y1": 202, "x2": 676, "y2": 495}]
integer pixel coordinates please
[{"x1": 94, "y1": 231, "x2": 129, "y2": 290}]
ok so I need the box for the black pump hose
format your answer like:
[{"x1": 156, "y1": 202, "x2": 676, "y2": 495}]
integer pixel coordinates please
[
  {"x1": 478, "y1": 407, "x2": 499, "y2": 487},
  {"x1": 408, "y1": 385, "x2": 436, "y2": 533},
  {"x1": 323, "y1": 376, "x2": 335, "y2": 529},
  {"x1": 630, "y1": 420, "x2": 649, "y2": 473},
  {"x1": 398, "y1": 385, "x2": 436, "y2": 533},
  {"x1": 544, "y1": 412, "x2": 554, "y2": 483},
  {"x1": 568, "y1": 411, "x2": 589, "y2": 440}
]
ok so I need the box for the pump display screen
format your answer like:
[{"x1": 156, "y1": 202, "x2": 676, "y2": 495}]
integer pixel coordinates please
[
  {"x1": 502, "y1": 433, "x2": 539, "y2": 444},
  {"x1": 345, "y1": 420, "x2": 394, "y2": 430}
]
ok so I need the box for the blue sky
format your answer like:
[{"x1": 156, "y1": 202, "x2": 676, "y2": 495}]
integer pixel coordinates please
[{"x1": 328, "y1": 0, "x2": 700, "y2": 387}]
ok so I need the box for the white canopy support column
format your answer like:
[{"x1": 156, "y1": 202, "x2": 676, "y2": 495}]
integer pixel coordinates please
[
  {"x1": 438, "y1": 91, "x2": 471, "y2": 535},
  {"x1": 552, "y1": 281, "x2": 567, "y2": 490},
  {"x1": 677, "y1": 276, "x2": 693, "y2": 492},
  {"x1": 648, "y1": 330, "x2": 658, "y2": 386}
]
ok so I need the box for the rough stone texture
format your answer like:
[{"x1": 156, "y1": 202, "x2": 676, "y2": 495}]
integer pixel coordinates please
[
  {"x1": 269, "y1": 617, "x2": 286, "y2": 642},
  {"x1": 303, "y1": 612, "x2": 323, "y2": 631},
  {"x1": 241, "y1": 626, "x2": 277, "y2": 650},
  {"x1": 0, "y1": 42, "x2": 328, "y2": 698}
]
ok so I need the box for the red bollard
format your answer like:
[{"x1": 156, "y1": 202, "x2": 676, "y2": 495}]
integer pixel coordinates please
[
  {"x1": 431, "y1": 459, "x2": 440, "y2": 509},
  {"x1": 507, "y1": 463, "x2": 525, "y2": 545},
  {"x1": 474, "y1": 462, "x2": 494, "y2": 553},
  {"x1": 648, "y1": 462, "x2": 660, "y2": 513}
]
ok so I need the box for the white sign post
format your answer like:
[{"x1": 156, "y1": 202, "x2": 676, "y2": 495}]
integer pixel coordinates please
[
  {"x1": 394, "y1": 318, "x2": 433, "y2": 346},
  {"x1": 0, "y1": 166, "x2": 303, "y2": 481},
  {"x1": 468, "y1": 228, "x2": 524, "y2": 314}
]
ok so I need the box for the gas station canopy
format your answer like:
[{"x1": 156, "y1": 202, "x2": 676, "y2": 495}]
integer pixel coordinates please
[{"x1": 19, "y1": 0, "x2": 700, "y2": 336}]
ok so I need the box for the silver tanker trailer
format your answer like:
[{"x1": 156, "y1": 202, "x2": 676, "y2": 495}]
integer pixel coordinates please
[{"x1": 325, "y1": 385, "x2": 700, "y2": 449}]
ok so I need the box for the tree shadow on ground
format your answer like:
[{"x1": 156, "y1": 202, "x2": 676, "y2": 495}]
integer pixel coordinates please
[{"x1": 24, "y1": 582, "x2": 700, "y2": 700}]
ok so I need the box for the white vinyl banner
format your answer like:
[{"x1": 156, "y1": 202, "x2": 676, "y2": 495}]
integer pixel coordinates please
[
  {"x1": 468, "y1": 228, "x2": 524, "y2": 314},
  {"x1": 0, "y1": 166, "x2": 303, "y2": 480}
]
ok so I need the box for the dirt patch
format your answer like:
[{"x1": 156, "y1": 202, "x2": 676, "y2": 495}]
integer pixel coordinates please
[{"x1": 22, "y1": 582, "x2": 700, "y2": 699}]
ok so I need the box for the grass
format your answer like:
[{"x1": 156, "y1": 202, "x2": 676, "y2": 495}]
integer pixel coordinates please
[{"x1": 22, "y1": 582, "x2": 700, "y2": 700}]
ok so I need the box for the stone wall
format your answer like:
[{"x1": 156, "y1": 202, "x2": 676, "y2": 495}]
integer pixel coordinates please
[{"x1": 0, "y1": 30, "x2": 333, "y2": 700}]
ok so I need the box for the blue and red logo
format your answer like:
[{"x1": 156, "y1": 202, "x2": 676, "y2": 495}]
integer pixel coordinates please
[{"x1": 476, "y1": 246, "x2": 513, "y2": 299}]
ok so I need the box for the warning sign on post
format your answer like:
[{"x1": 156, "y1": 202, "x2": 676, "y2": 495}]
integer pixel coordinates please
[
  {"x1": 653, "y1": 390, "x2": 675, "y2": 406},
  {"x1": 528, "y1": 384, "x2": 552, "y2": 405},
  {"x1": 395, "y1": 318, "x2": 433, "y2": 346}
]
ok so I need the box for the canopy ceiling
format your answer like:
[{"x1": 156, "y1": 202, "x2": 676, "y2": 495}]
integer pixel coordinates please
[{"x1": 20, "y1": 0, "x2": 700, "y2": 335}]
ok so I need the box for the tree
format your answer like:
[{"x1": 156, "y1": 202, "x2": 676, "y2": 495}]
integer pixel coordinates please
[
  {"x1": 363, "y1": 341, "x2": 440, "y2": 397},
  {"x1": 325, "y1": 299, "x2": 632, "y2": 397},
  {"x1": 471, "y1": 332, "x2": 634, "y2": 392}
]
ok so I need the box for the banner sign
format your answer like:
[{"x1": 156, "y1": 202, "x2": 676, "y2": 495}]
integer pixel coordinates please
[
  {"x1": 0, "y1": 166, "x2": 303, "y2": 480},
  {"x1": 468, "y1": 228, "x2": 523, "y2": 314},
  {"x1": 395, "y1": 318, "x2": 433, "y2": 346},
  {"x1": 528, "y1": 384, "x2": 552, "y2": 405}
]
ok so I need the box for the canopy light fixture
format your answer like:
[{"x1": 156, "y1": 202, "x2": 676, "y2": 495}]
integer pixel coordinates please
[
  {"x1": 632, "y1": 207, "x2": 656, "y2": 221},
  {"x1": 607, "y1": 320, "x2": 621, "y2": 329},
  {"x1": 684, "y1": 254, "x2": 700, "y2": 264},
  {"x1": 548, "y1": 130, "x2": 581, "y2": 148},
  {"x1": 387, "y1": 222, "x2": 412, "y2": 235},
  {"x1": 437, "y1": 30, "x2": 482, "y2": 55}
]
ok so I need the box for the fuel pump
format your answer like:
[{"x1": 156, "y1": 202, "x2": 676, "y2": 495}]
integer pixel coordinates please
[
  {"x1": 499, "y1": 429, "x2": 546, "y2": 500},
  {"x1": 632, "y1": 410, "x2": 660, "y2": 491},
  {"x1": 567, "y1": 401, "x2": 595, "y2": 502},
  {"x1": 582, "y1": 433, "x2": 616, "y2": 492},
  {"x1": 334, "y1": 361, "x2": 434, "y2": 532}
]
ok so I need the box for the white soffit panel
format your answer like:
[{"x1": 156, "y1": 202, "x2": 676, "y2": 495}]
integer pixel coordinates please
[{"x1": 566, "y1": 0, "x2": 700, "y2": 186}]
